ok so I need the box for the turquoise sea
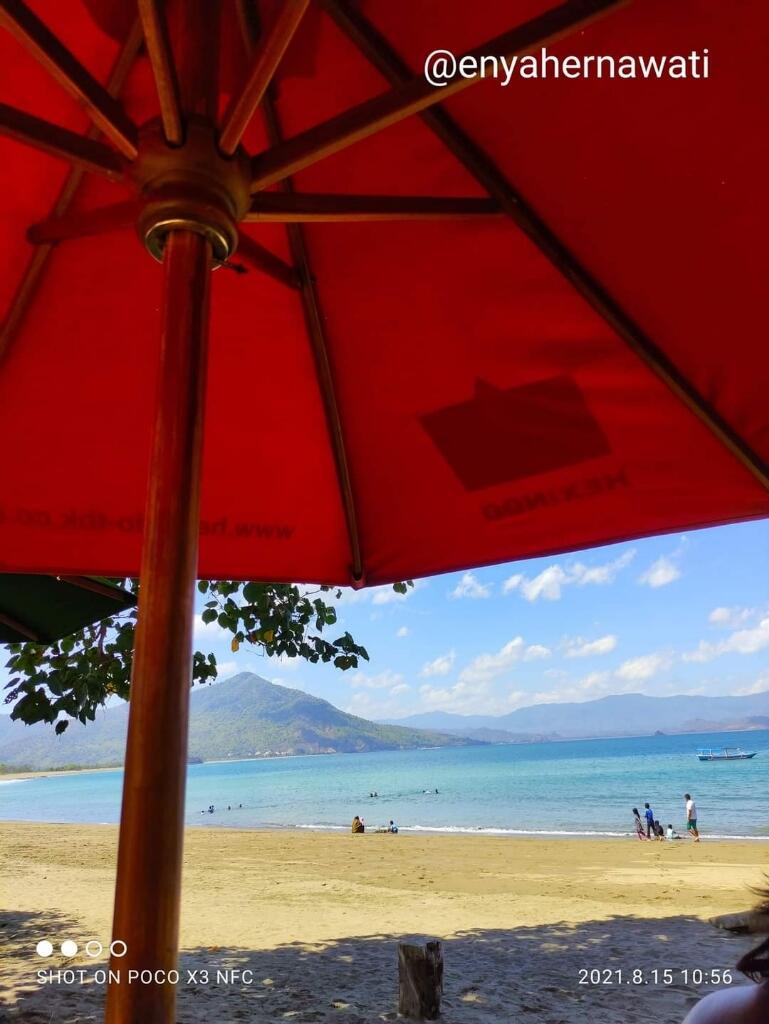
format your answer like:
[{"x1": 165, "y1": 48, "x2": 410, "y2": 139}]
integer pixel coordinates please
[{"x1": 2, "y1": 728, "x2": 768, "y2": 838}]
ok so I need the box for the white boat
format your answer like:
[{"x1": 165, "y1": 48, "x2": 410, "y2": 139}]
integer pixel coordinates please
[{"x1": 696, "y1": 747, "x2": 758, "y2": 761}]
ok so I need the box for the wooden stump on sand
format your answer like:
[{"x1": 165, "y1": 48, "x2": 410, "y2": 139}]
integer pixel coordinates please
[{"x1": 398, "y1": 940, "x2": 443, "y2": 1019}]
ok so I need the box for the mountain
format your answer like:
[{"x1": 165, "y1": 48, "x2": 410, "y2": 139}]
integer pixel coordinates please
[
  {"x1": 381, "y1": 691, "x2": 769, "y2": 740},
  {"x1": 0, "y1": 673, "x2": 477, "y2": 770},
  {"x1": 441, "y1": 726, "x2": 561, "y2": 744}
]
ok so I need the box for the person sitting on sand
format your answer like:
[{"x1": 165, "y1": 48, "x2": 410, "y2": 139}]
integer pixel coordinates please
[
  {"x1": 632, "y1": 808, "x2": 646, "y2": 840},
  {"x1": 351, "y1": 815, "x2": 364, "y2": 834},
  {"x1": 666, "y1": 824, "x2": 680, "y2": 841},
  {"x1": 654, "y1": 819, "x2": 665, "y2": 840},
  {"x1": 388, "y1": 820, "x2": 398, "y2": 834},
  {"x1": 683, "y1": 888, "x2": 769, "y2": 1022}
]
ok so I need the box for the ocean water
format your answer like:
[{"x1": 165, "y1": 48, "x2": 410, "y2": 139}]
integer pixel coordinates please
[{"x1": 2, "y1": 729, "x2": 768, "y2": 839}]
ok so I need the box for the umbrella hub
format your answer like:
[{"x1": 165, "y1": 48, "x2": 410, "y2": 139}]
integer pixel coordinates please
[{"x1": 132, "y1": 117, "x2": 251, "y2": 264}]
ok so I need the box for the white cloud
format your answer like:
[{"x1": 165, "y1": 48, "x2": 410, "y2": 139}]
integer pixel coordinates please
[
  {"x1": 458, "y1": 637, "x2": 545, "y2": 684},
  {"x1": 529, "y1": 671, "x2": 614, "y2": 706},
  {"x1": 502, "y1": 573, "x2": 524, "y2": 594},
  {"x1": 268, "y1": 653, "x2": 302, "y2": 672},
  {"x1": 459, "y1": 638, "x2": 524, "y2": 684},
  {"x1": 615, "y1": 652, "x2": 672, "y2": 682},
  {"x1": 523, "y1": 644, "x2": 551, "y2": 661},
  {"x1": 683, "y1": 616, "x2": 769, "y2": 663},
  {"x1": 215, "y1": 660, "x2": 238, "y2": 679},
  {"x1": 372, "y1": 585, "x2": 412, "y2": 605},
  {"x1": 418, "y1": 679, "x2": 516, "y2": 715},
  {"x1": 504, "y1": 564, "x2": 568, "y2": 601},
  {"x1": 420, "y1": 651, "x2": 456, "y2": 678},
  {"x1": 334, "y1": 581, "x2": 425, "y2": 606},
  {"x1": 396, "y1": 626, "x2": 410, "y2": 638},
  {"x1": 349, "y1": 669, "x2": 405, "y2": 690},
  {"x1": 708, "y1": 606, "x2": 755, "y2": 629},
  {"x1": 564, "y1": 634, "x2": 618, "y2": 658},
  {"x1": 450, "y1": 572, "x2": 491, "y2": 599},
  {"x1": 502, "y1": 550, "x2": 635, "y2": 602},
  {"x1": 571, "y1": 549, "x2": 636, "y2": 585},
  {"x1": 345, "y1": 689, "x2": 409, "y2": 718},
  {"x1": 638, "y1": 555, "x2": 681, "y2": 588},
  {"x1": 578, "y1": 670, "x2": 614, "y2": 691},
  {"x1": 193, "y1": 613, "x2": 226, "y2": 642},
  {"x1": 732, "y1": 673, "x2": 769, "y2": 696},
  {"x1": 389, "y1": 683, "x2": 411, "y2": 696}
]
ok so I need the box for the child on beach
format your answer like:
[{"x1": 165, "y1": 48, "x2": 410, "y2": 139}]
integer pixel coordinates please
[{"x1": 644, "y1": 802, "x2": 655, "y2": 838}]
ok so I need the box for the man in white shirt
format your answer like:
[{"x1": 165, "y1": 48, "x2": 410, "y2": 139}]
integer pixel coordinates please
[{"x1": 684, "y1": 793, "x2": 700, "y2": 841}]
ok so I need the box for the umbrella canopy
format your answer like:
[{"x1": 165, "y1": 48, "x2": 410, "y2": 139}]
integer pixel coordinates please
[
  {"x1": 0, "y1": 0, "x2": 767, "y2": 588},
  {"x1": 0, "y1": 573, "x2": 136, "y2": 643},
  {"x1": 0, "y1": 3, "x2": 766, "y2": 1023}
]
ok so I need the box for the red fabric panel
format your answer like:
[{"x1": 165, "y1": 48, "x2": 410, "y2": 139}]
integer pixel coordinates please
[{"x1": 0, "y1": 1, "x2": 766, "y2": 585}]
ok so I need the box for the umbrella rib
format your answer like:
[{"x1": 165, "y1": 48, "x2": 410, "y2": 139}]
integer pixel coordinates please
[
  {"x1": 249, "y1": 0, "x2": 626, "y2": 192},
  {"x1": 138, "y1": 0, "x2": 183, "y2": 146},
  {"x1": 0, "y1": 0, "x2": 138, "y2": 159},
  {"x1": 0, "y1": 20, "x2": 142, "y2": 366},
  {"x1": 263, "y1": 90, "x2": 365, "y2": 583},
  {"x1": 58, "y1": 576, "x2": 131, "y2": 602},
  {"x1": 245, "y1": 193, "x2": 500, "y2": 222},
  {"x1": 0, "y1": 102, "x2": 125, "y2": 178},
  {"x1": 239, "y1": 0, "x2": 364, "y2": 578},
  {"x1": 27, "y1": 200, "x2": 138, "y2": 244},
  {"x1": 324, "y1": 0, "x2": 769, "y2": 493},
  {"x1": 219, "y1": 0, "x2": 311, "y2": 156},
  {"x1": 235, "y1": 232, "x2": 301, "y2": 290},
  {"x1": 0, "y1": 609, "x2": 40, "y2": 642}
]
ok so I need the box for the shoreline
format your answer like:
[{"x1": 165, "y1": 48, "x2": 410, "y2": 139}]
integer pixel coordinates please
[{"x1": 2, "y1": 816, "x2": 768, "y2": 842}]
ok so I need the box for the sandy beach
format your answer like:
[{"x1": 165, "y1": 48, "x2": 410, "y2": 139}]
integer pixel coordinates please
[{"x1": 1, "y1": 823, "x2": 766, "y2": 1023}]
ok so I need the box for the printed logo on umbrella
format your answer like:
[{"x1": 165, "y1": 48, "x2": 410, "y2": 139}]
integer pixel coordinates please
[{"x1": 421, "y1": 375, "x2": 611, "y2": 491}]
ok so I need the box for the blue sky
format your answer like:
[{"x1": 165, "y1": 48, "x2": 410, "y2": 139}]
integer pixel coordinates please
[
  {"x1": 2, "y1": 520, "x2": 767, "y2": 721},
  {"x1": 194, "y1": 519, "x2": 769, "y2": 720}
]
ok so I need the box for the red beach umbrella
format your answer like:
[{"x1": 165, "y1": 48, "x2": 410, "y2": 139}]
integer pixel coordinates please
[{"x1": 0, "y1": 1, "x2": 766, "y2": 1021}]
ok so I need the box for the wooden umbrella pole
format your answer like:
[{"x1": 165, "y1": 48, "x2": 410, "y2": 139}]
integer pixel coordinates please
[{"x1": 105, "y1": 230, "x2": 212, "y2": 1024}]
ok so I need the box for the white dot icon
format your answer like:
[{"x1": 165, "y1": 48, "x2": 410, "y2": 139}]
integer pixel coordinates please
[
  {"x1": 36, "y1": 940, "x2": 54, "y2": 957},
  {"x1": 85, "y1": 940, "x2": 103, "y2": 958},
  {"x1": 61, "y1": 939, "x2": 78, "y2": 957}
]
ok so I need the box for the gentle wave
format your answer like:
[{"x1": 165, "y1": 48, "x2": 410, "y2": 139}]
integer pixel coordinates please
[
  {"x1": 0, "y1": 778, "x2": 30, "y2": 785},
  {"x1": 292, "y1": 822, "x2": 769, "y2": 840}
]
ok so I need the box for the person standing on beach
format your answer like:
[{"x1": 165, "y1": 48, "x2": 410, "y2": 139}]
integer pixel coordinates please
[
  {"x1": 685, "y1": 793, "x2": 700, "y2": 842},
  {"x1": 644, "y1": 802, "x2": 655, "y2": 839},
  {"x1": 632, "y1": 808, "x2": 646, "y2": 840}
]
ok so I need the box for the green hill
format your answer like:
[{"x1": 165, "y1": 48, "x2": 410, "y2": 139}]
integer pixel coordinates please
[{"x1": 0, "y1": 672, "x2": 477, "y2": 769}]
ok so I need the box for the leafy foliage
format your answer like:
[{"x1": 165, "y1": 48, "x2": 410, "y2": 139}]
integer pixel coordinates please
[{"x1": 4, "y1": 580, "x2": 412, "y2": 733}]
